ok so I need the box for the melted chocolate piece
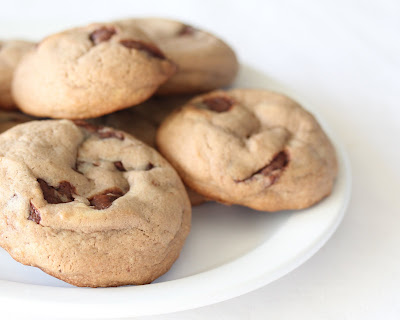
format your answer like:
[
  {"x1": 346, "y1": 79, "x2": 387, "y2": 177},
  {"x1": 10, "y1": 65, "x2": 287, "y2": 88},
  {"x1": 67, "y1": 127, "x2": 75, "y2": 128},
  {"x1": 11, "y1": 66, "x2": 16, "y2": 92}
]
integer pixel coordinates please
[
  {"x1": 28, "y1": 202, "x2": 41, "y2": 224},
  {"x1": 238, "y1": 151, "x2": 289, "y2": 183},
  {"x1": 37, "y1": 179, "x2": 75, "y2": 204},
  {"x1": 73, "y1": 120, "x2": 99, "y2": 133},
  {"x1": 144, "y1": 162, "x2": 154, "y2": 171},
  {"x1": 258, "y1": 151, "x2": 288, "y2": 177},
  {"x1": 114, "y1": 161, "x2": 126, "y2": 172},
  {"x1": 203, "y1": 96, "x2": 234, "y2": 112},
  {"x1": 119, "y1": 39, "x2": 166, "y2": 59},
  {"x1": 89, "y1": 188, "x2": 124, "y2": 210},
  {"x1": 89, "y1": 27, "x2": 116, "y2": 45}
]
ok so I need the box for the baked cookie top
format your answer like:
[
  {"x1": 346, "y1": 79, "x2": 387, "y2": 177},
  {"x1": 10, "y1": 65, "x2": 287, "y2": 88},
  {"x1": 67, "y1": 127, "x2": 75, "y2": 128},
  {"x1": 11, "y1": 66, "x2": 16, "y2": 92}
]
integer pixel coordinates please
[
  {"x1": 117, "y1": 18, "x2": 239, "y2": 95},
  {"x1": 0, "y1": 119, "x2": 191, "y2": 286},
  {"x1": 0, "y1": 40, "x2": 35, "y2": 110},
  {"x1": 157, "y1": 89, "x2": 338, "y2": 211},
  {"x1": 12, "y1": 22, "x2": 176, "y2": 119},
  {"x1": 0, "y1": 120, "x2": 189, "y2": 236}
]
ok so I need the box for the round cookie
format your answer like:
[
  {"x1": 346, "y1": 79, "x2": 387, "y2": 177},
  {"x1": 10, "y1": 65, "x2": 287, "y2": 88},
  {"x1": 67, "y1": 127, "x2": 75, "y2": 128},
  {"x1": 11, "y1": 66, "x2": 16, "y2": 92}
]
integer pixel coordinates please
[
  {"x1": 117, "y1": 18, "x2": 239, "y2": 95},
  {"x1": 157, "y1": 89, "x2": 338, "y2": 211},
  {"x1": 0, "y1": 40, "x2": 35, "y2": 110},
  {"x1": 90, "y1": 95, "x2": 207, "y2": 206},
  {"x1": 0, "y1": 120, "x2": 191, "y2": 287},
  {"x1": 0, "y1": 110, "x2": 36, "y2": 133},
  {"x1": 12, "y1": 22, "x2": 176, "y2": 119}
]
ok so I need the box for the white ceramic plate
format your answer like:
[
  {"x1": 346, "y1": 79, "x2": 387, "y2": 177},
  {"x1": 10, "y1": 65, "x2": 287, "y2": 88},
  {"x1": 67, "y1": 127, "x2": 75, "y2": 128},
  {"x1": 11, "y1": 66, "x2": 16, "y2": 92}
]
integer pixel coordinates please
[{"x1": 0, "y1": 64, "x2": 351, "y2": 319}]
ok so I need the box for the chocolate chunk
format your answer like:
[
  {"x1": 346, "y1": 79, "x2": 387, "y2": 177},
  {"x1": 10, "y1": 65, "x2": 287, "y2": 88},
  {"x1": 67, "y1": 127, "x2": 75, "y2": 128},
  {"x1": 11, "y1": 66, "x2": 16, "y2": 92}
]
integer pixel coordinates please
[
  {"x1": 114, "y1": 161, "x2": 126, "y2": 172},
  {"x1": 89, "y1": 194, "x2": 119, "y2": 210},
  {"x1": 57, "y1": 181, "x2": 75, "y2": 200},
  {"x1": 203, "y1": 96, "x2": 234, "y2": 112},
  {"x1": 89, "y1": 27, "x2": 116, "y2": 45},
  {"x1": 38, "y1": 179, "x2": 75, "y2": 204},
  {"x1": 28, "y1": 202, "x2": 41, "y2": 224},
  {"x1": 73, "y1": 120, "x2": 99, "y2": 133},
  {"x1": 89, "y1": 188, "x2": 124, "y2": 210},
  {"x1": 119, "y1": 39, "x2": 166, "y2": 59},
  {"x1": 238, "y1": 151, "x2": 289, "y2": 183},
  {"x1": 144, "y1": 162, "x2": 154, "y2": 171},
  {"x1": 178, "y1": 25, "x2": 196, "y2": 36},
  {"x1": 258, "y1": 151, "x2": 288, "y2": 177}
]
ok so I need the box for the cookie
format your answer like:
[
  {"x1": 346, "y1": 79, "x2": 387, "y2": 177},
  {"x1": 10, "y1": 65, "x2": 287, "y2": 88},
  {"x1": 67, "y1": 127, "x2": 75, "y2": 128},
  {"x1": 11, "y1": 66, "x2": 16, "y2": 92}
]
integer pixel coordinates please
[
  {"x1": 0, "y1": 110, "x2": 35, "y2": 133},
  {"x1": 12, "y1": 22, "x2": 176, "y2": 119},
  {"x1": 157, "y1": 89, "x2": 338, "y2": 211},
  {"x1": 90, "y1": 95, "x2": 207, "y2": 206},
  {"x1": 0, "y1": 120, "x2": 191, "y2": 287},
  {"x1": 0, "y1": 40, "x2": 35, "y2": 110},
  {"x1": 117, "y1": 18, "x2": 239, "y2": 95}
]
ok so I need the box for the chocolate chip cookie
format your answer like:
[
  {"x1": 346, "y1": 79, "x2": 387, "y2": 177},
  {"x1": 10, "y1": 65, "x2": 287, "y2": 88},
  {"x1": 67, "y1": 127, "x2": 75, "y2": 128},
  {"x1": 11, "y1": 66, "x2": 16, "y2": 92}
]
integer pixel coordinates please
[
  {"x1": 0, "y1": 40, "x2": 35, "y2": 110},
  {"x1": 12, "y1": 22, "x2": 176, "y2": 119},
  {"x1": 117, "y1": 18, "x2": 239, "y2": 95},
  {"x1": 157, "y1": 89, "x2": 338, "y2": 211},
  {"x1": 0, "y1": 120, "x2": 191, "y2": 287}
]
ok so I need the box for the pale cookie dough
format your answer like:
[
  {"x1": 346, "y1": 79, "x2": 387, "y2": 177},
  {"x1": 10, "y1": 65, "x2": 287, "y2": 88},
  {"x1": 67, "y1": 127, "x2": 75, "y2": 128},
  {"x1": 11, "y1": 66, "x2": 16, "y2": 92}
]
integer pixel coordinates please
[
  {"x1": 0, "y1": 120, "x2": 191, "y2": 287},
  {"x1": 12, "y1": 22, "x2": 176, "y2": 119},
  {"x1": 0, "y1": 40, "x2": 35, "y2": 110},
  {"x1": 157, "y1": 89, "x2": 338, "y2": 211},
  {"x1": 117, "y1": 18, "x2": 239, "y2": 95}
]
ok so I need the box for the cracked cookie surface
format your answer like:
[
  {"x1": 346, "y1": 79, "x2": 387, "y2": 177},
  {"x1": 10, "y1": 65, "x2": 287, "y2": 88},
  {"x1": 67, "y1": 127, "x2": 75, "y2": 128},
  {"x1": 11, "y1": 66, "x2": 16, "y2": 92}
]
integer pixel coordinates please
[
  {"x1": 157, "y1": 89, "x2": 338, "y2": 211},
  {"x1": 0, "y1": 40, "x2": 35, "y2": 110},
  {"x1": 12, "y1": 22, "x2": 176, "y2": 119},
  {"x1": 0, "y1": 120, "x2": 191, "y2": 287},
  {"x1": 117, "y1": 18, "x2": 239, "y2": 95}
]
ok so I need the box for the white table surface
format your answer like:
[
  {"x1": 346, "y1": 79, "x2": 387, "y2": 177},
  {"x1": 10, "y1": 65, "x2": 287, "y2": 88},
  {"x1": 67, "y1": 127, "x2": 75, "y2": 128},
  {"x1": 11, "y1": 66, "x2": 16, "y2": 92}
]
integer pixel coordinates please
[{"x1": 1, "y1": 0, "x2": 400, "y2": 319}]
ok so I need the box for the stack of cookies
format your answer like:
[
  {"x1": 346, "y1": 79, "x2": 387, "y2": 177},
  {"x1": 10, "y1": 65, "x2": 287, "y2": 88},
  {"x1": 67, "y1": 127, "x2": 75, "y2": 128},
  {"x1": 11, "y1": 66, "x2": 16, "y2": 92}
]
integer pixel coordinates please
[{"x1": 0, "y1": 18, "x2": 337, "y2": 287}]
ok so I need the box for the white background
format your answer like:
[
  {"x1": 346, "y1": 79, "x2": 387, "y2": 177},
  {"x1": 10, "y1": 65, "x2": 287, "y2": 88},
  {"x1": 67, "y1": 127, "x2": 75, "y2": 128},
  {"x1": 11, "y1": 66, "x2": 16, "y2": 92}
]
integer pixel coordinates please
[{"x1": 1, "y1": 0, "x2": 400, "y2": 319}]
